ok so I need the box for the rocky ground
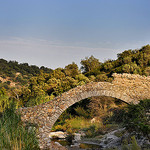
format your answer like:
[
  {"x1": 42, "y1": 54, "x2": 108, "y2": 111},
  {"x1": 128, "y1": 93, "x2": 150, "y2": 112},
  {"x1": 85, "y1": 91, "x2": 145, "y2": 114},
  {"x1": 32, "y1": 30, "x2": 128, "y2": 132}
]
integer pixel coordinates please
[
  {"x1": 51, "y1": 141, "x2": 67, "y2": 150},
  {"x1": 50, "y1": 128, "x2": 150, "y2": 150}
]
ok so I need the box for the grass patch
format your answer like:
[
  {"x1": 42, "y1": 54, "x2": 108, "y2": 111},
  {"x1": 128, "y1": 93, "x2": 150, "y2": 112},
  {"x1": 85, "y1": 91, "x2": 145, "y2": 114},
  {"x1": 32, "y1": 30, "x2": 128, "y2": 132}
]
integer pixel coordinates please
[
  {"x1": 53, "y1": 116, "x2": 102, "y2": 133},
  {"x1": 0, "y1": 105, "x2": 40, "y2": 150}
]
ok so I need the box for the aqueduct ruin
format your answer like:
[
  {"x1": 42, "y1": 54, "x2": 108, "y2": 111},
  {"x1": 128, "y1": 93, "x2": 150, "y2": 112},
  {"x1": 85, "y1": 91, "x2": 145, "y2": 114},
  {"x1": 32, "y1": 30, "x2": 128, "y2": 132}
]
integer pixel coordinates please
[{"x1": 18, "y1": 73, "x2": 150, "y2": 149}]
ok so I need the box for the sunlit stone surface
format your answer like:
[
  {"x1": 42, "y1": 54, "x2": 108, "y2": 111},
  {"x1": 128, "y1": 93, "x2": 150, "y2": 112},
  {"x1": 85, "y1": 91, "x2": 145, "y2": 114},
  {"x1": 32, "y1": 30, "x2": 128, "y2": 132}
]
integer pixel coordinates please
[{"x1": 18, "y1": 73, "x2": 150, "y2": 149}]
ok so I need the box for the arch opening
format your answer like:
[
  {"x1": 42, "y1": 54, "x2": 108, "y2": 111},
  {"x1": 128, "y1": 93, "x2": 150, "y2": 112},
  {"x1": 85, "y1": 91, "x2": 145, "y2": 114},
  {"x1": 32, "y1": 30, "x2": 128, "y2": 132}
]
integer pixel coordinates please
[{"x1": 51, "y1": 96, "x2": 127, "y2": 134}]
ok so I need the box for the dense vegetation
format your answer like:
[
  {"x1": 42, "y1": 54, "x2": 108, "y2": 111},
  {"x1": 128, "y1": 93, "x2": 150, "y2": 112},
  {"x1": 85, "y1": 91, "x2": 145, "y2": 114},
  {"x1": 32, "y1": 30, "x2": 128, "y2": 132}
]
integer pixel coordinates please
[
  {"x1": 0, "y1": 44, "x2": 150, "y2": 149},
  {"x1": 0, "y1": 59, "x2": 52, "y2": 77},
  {"x1": 123, "y1": 99, "x2": 150, "y2": 138},
  {"x1": 1, "y1": 44, "x2": 150, "y2": 109}
]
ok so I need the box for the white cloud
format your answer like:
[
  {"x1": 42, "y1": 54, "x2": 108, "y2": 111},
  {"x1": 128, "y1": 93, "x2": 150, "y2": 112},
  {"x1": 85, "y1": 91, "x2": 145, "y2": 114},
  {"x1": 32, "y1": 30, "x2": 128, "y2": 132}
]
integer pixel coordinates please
[{"x1": 0, "y1": 37, "x2": 149, "y2": 69}]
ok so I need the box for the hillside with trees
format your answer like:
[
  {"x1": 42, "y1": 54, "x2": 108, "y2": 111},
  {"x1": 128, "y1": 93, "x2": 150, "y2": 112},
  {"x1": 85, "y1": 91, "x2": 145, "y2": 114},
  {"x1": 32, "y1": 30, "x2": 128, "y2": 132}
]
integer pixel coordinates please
[
  {"x1": 0, "y1": 45, "x2": 150, "y2": 149},
  {"x1": 0, "y1": 44, "x2": 150, "y2": 113}
]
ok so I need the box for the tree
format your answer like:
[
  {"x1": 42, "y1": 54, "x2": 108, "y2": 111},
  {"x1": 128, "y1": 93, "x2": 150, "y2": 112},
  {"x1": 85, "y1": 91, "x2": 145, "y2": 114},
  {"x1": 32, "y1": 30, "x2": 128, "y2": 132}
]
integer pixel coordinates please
[
  {"x1": 64, "y1": 62, "x2": 80, "y2": 78},
  {"x1": 122, "y1": 63, "x2": 141, "y2": 74},
  {"x1": 80, "y1": 55, "x2": 101, "y2": 74},
  {"x1": 50, "y1": 68, "x2": 65, "y2": 79},
  {"x1": 103, "y1": 62, "x2": 113, "y2": 72},
  {"x1": 123, "y1": 56, "x2": 132, "y2": 64},
  {"x1": 75, "y1": 74, "x2": 90, "y2": 85},
  {"x1": 88, "y1": 96, "x2": 122, "y2": 120},
  {"x1": 117, "y1": 50, "x2": 133, "y2": 60}
]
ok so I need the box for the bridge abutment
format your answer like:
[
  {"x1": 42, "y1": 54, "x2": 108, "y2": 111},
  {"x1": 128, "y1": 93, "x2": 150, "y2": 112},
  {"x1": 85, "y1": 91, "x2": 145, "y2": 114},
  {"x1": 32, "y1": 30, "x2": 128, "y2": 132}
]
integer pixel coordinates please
[{"x1": 38, "y1": 126, "x2": 52, "y2": 149}]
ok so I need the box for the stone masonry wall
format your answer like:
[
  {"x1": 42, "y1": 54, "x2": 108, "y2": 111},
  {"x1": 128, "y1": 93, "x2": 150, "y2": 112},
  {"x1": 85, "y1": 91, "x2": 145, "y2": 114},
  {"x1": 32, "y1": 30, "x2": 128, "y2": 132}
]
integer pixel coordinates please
[
  {"x1": 112, "y1": 73, "x2": 150, "y2": 101},
  {"x1": 18, "y1": 73, "x2": 150, "y2": 149}
]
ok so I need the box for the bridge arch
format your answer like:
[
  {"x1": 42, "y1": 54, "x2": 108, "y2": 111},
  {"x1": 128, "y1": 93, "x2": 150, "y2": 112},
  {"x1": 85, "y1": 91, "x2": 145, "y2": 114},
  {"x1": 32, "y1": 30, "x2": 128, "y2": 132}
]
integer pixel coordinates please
[
  {"x1": 18, "y1": 73, "x2": 150, "y2": 149},
  {"x1": 47, "y1": 82, "x2": 134, "y2": 130}
]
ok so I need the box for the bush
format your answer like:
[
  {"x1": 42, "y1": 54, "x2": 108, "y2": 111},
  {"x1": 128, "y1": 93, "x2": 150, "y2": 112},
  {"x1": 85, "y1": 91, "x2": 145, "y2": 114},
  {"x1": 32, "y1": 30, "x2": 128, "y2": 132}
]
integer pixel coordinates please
[
  {"x1": 123, "y1": 99, "x2": 150, "y2": 138},
  {"x1": 75, "y1": 106, "x2": 90, "y2": 118},
  {"x1": 84, "y1": 125, "x2": 98, "y2": 137}
]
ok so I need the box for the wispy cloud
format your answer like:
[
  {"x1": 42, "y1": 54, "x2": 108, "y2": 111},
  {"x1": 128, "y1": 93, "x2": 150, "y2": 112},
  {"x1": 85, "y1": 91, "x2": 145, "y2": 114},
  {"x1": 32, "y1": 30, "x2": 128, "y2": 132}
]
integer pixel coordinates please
[{"x1": 0, "y1": 37, "x2": 149, "y2": 69}]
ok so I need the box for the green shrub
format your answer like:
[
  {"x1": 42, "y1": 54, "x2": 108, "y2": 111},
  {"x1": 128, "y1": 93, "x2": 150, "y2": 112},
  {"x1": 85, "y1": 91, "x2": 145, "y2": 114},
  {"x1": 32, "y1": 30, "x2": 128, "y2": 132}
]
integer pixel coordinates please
[
  {"x1": 123, "y1": 99, "x2": 150, "y2": 138},
  {"x1": 75, "y1": 106, "x2": 90, "y2": 118}
]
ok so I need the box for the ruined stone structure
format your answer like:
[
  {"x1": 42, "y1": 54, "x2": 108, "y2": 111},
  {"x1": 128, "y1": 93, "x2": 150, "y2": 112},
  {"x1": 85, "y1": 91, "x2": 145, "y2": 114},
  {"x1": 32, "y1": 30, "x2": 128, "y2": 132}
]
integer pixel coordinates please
[{"x1": 18, "y1": 73, "x2": 150, "y2": 149}]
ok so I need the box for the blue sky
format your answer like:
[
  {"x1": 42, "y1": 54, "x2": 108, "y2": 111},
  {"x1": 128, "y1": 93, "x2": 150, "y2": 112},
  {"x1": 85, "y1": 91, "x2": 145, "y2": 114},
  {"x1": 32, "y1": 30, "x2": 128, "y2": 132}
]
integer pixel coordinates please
[{"x1": 0, "y1": 0, "x2": 150, "y2": 69}]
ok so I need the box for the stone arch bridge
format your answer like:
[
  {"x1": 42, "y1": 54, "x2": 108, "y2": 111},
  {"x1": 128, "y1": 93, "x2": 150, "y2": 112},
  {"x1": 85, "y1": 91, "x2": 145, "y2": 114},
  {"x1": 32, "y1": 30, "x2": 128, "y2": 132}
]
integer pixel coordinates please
[{"x1": 18, "y1": 73, "x2": 150, "y2": 149}]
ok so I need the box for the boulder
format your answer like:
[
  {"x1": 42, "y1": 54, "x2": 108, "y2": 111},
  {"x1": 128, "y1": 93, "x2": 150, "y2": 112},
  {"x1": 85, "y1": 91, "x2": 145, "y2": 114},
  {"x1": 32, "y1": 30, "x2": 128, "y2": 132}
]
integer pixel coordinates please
[{"x1": 49, "y1": 131, "x2": 66, "y2": 139}]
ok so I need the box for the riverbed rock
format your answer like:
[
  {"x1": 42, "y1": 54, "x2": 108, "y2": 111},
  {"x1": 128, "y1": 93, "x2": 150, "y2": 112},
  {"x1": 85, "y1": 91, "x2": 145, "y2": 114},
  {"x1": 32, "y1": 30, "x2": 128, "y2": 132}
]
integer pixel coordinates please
[
  {"x1": 74, "y1": 133, "x2": 81, "y2": 141},
  {"x1": 49, "y1": 131, "x2": 67, "y2": 139},
  {"x1": 99, "y1": 128, "x2": 150, "y2": 149},
  {"x1": 99, "y1": 128, "x2": 124, "y2": 149},
  {"x1": 51, "y1": 141, "x2": 67, "y2": 150}
]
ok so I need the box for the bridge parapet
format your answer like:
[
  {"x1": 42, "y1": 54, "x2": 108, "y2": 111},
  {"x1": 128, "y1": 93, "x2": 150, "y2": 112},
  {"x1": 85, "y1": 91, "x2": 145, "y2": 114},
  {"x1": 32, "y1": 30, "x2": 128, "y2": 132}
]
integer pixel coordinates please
[{"x1": 112, "y1": 73, "x2": 150, "y2": 101}]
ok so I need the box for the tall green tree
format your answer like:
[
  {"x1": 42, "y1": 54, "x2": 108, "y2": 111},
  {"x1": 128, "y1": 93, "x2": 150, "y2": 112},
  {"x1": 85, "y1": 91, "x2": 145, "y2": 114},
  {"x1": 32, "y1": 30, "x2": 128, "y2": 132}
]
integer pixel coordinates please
[
  {"x1": 64, "y1": 62, "x2": 80, "y2": 78},
  {"x1": 81, "y1": 55, "x2": 101, "y2": 74}
]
